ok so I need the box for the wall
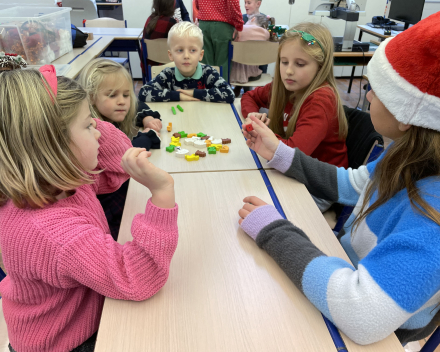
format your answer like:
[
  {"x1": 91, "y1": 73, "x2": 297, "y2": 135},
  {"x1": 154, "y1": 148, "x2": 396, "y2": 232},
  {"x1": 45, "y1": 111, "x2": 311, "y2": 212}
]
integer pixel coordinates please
[{"x1": 122, "y1": 0, "x2": 438, "y2": 79}]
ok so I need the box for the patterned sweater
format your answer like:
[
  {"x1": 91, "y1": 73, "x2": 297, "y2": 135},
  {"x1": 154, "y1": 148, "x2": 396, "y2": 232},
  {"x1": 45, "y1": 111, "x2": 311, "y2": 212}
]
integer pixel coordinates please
[
  {"x1": 138, "y1": 64, "x2": 235, "y2": 104},
  {"x1": 0, "y1": 120, "x2": 179, "y2": 352},
  {"x1": 241, "y1": 142, "x2": 440, "y2": 345}
]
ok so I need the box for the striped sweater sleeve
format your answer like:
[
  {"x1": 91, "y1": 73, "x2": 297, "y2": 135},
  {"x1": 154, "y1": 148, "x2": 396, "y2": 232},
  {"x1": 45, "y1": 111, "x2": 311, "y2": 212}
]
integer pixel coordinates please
[{"x1": 267, "y1": 142, "x2": 371, "y2": 206}]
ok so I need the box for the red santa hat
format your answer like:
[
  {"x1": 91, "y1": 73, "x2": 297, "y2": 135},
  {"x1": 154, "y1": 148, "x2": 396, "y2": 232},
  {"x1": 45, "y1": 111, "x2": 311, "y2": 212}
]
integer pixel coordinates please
[{"x1": 367, "y1": 12, "x2": 440, "y2": 132}]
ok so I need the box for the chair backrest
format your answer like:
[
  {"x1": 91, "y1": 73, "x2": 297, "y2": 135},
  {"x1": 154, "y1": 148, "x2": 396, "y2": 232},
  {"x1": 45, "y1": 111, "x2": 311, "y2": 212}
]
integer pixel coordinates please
[
  {"x1": 150, "y1": 62, "x2": 221, "y2": 80},
  {"x1": 143, "y1": 38, "x2": 171, "y2": 64},
  {"x1": 84, "y1": 18, "x2": 126, "y2": 28},
  {"x1": 63, "y1": 0, "x2": 98, "y2": 27},
  {"x1": 343, "y1": 106, "x2": 384, "y2": 169},
  {"x1": 229, "y1": 41, "x2": 279, "y2": 66}
]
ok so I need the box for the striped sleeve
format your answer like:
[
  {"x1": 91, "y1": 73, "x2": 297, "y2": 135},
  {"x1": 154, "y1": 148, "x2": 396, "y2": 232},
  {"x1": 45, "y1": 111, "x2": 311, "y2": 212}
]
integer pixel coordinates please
[{"x1": 269, "y1": 143, "x2": 373, "y2": 206}]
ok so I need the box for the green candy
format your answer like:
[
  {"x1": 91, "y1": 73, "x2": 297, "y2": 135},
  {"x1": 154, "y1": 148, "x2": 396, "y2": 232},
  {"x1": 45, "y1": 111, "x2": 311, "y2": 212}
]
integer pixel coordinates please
[
  {"x1": 197, "y1": 132, "x2": 207, "y2": 137},
  {"x1": 171, "y1": 107, "x2": 176, "y2": 115},
  {"x1": 208, "y1": 147, "x2": 216, "y2": 154},
  {"x1": 177, "y1": 105, "x2": 184, "y2": 112},
  {"x1": 166, "y1": 145, "x2": 175, "y2": 153}
]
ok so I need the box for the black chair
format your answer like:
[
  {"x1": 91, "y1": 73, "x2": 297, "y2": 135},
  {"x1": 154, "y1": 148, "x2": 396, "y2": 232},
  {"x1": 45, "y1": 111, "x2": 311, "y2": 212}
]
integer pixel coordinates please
[{"x1": 333, "y1": 106, "x2": 384, "y2": 233}]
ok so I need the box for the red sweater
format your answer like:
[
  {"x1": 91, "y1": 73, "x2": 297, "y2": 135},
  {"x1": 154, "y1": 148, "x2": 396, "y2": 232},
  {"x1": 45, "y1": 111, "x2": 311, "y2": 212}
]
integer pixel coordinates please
[
  {"x1": 195, "y1": 0, "x2": 244, "y2": 31},
  {"x1": 0, "y1": 120, "x2": 179, "y2": 352},
  {"x1": 241, "y1": 83, "x2": 348, "y2": 168}
]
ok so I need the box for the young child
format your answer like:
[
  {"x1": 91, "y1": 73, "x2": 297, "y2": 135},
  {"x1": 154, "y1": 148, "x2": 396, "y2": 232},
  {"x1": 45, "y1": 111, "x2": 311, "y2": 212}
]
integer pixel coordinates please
[
  {"x1": 195, "y1": 0, "x2": 244, "y2": 80},
  {"x1": 142, "y1": 0, "x2": 177, "y2": 71},
  {"x1": 138, "y1": 21, "x2": 235, "y2": 104},
  {"x1": 239, "y1": 13, "x2": 440, "y2": 346},
  {"x1": 242, "y1": 0, "x2": 265, "y2": 23},
  {"x1": 230, "y1": 14, "x2": 275, "y2": 96},
  {"x1": 0, "y1": 66, "x2": 179, "y2": 352},
  {"x1": 79, "y1": 58, "x2": 162, "y2": 151},
  {"x1": 78, "y1": 58, "x2": 162, "y2": 240},
  {"x1": 242, "y1": 22, "x2": 348, "y2": 211}
]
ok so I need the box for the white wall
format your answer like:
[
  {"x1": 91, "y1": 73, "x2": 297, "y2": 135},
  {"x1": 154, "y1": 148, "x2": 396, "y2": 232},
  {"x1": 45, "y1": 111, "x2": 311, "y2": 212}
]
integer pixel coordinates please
[{"x1": 122, "y1": 0, "x2": 438, "y2": 79}]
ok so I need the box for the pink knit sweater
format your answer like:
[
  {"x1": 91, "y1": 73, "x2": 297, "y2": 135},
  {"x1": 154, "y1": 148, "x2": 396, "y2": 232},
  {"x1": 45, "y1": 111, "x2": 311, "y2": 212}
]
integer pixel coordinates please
[{"x1": 0, "y1": 120, "x2": 179, "y2": 352}]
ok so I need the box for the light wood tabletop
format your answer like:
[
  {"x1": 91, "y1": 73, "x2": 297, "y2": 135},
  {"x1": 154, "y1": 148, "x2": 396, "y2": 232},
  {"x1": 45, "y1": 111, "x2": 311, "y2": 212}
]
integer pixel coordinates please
[
  {"x1": 265, "y1": 170, "x2": 404, "y2": 352},
  {"x1": 147, "y1": 101, "x2": 258, "y2": 173},
  {"x1": 95, "y1": 171, "x2": 339, "y2": 352},
  {"x1": 82, "y1": 27, "x2": 143, "y2": 39},
  {"x1": 52, "y1": 36, "x2": 114, "y2": 78}
]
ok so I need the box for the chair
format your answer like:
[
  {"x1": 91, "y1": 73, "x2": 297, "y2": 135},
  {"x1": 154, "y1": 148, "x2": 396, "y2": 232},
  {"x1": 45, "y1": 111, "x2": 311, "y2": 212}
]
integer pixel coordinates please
[
  {"x1": 83, "y1": 18, "x2": 131, "y2": 74},
  {"x1": 63, "y1": 0, "x2": 98, "y2": 27},
  {"x1": 141, "y1": 38, "x2": 171, "y2": 83},
  {"x1": 150, "y1": 62, "x2": 221, "y2": 80},
  {"x1": 332, "y1": 106, "x2": 384, "y2": 233},
  {"x1": 227, "y1": 40, "x2": 279, "y2": 86}
]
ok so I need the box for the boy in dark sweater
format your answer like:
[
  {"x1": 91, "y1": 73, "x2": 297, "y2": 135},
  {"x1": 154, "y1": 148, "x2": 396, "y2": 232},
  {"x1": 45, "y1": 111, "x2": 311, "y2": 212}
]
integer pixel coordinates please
[{"x1": 138, "y1": 21, "x2": 235, "y2": 104}]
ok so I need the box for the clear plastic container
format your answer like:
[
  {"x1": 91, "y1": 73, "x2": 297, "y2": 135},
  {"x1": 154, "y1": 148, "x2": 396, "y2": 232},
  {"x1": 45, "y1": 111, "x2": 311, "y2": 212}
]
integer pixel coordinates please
[{"x1": 0, "y1": 6, "x2": 72, "y2": 65}]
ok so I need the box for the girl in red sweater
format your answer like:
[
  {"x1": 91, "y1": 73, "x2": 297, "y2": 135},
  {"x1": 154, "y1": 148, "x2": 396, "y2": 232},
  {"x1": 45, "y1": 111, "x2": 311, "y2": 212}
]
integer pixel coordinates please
[
  {"x1": 0, "y1": 66, "x2": 178, "y2": 352},
  {"x1": 241, "y1": 23, "x2": 348, "y2": 172}
]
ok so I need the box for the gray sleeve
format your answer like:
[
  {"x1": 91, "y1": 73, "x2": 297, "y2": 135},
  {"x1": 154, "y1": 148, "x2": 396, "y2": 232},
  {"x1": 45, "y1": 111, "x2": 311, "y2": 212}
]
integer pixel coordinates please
[
  {"x1": 284, "y1": 149, "x2": 339, "y2": 202},
  {"x1": 256, "y1": 219, "x2": 326, "y2": 293}
]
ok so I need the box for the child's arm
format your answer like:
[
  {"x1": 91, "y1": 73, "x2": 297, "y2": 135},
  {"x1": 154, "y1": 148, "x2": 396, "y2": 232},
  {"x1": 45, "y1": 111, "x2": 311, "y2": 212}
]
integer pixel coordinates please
[
  {"x1": 240, "y1": 197, "x2": 440, "y2": 345},
  {"x1": 138, "y1": 68, "x2": 180, "y2": 102},
  {"x1": 191, "y1": 66, "x2": 235, "y2": 103},
  {"x1": 56, "y1": 199, "x2": 178, "y2": 301},
  {"x1": 177, "y1": 0, "x2": 191, "y2": 21},
  {"x1": 243, "y1": 116, "x2": 373, "y2": 206},
  {"x1": 136, "y1": 101, "x2": 162, "y2": 132},
  {"x1": 58, "y1": 150, "x2": 178, "y2": 301},
  {"x1": 241, "y1": 84, "x2": 271, "y2": 117},
  {"x1": 92, "y1": 119, "x2": 132, "y2": 195}
]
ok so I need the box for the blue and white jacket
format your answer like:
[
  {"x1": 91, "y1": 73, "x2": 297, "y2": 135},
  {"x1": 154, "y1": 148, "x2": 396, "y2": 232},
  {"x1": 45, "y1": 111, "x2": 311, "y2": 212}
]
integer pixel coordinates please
[{"x1": 241, "y1": 142, "x2": 440, "y2": 345}]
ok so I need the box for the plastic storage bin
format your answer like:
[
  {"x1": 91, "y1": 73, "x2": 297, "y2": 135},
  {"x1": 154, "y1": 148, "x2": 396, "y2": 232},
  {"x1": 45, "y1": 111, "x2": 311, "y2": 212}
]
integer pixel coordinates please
[{"x1": 0, "y1": 6, "x2": 72, "y2": 65}]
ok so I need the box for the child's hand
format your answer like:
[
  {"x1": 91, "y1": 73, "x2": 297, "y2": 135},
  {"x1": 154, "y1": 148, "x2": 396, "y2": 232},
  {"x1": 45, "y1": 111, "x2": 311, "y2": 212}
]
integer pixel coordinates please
[
  {"x1": 146, "y1": 119, "x2": 162, "y2": 132},
  {"x1": 242, "y1": 115, "x2": 280, "y2": 161},
  {"x1": 179, "y1": 92, "x2": 200, "y2": 101},
  {"x1": 121, "y1": 148, "x2": 175, "y2": 208},
  {"x1": 246, "y1": 112, "x2": 270, "y2": 126},
  {"x1": 233, "y1": 29, "x2": 241, "y2": 41},
  {"x1": 142, "y1": 116, "x2": 162, "y2": 132},
  {"x1": 238, "y1": 196, "x2": 268, "y2": 225}
]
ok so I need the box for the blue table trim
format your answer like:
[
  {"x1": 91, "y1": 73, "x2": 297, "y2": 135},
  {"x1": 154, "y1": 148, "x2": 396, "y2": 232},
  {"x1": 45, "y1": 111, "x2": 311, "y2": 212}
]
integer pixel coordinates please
[
  {"x1": 230, "y1": 102, "x2": 348, "y2": 352},
  {"x1": 68, "y1": 36, "x2": 103, "y2": 64}
]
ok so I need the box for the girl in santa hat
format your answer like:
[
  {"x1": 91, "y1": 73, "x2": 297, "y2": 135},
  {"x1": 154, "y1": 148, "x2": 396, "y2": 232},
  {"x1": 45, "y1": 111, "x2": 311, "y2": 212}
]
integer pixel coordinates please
[{"x1": 238, "y1": 12, "x2": 440, "y2": 346}]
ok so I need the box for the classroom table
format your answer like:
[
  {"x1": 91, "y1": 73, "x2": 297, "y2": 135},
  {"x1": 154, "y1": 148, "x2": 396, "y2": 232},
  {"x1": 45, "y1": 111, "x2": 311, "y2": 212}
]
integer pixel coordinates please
[
  {"x1": 266, "y1": 170, "x2": 404, "y2": 352},
  {"x1": 94, "y1": 171, "x2": 339, "y2": 352},
  {"x1": 146, "y1": 101, "x2": 258, "y2": 173},
  {"x1": 357, "y1": 24, "x2": 399, "y2": 42},
  {"x1": 52, "y1": 36, "x2": 114, "y2": 78},
  {"x1": 96, "y1": 2, "x2": 122, "y2": 17}
]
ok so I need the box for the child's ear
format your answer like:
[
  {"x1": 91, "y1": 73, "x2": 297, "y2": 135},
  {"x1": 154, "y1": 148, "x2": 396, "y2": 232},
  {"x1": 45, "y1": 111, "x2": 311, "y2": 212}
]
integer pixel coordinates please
[
  {"x1": 199, "y1": 49, "x2": 204, "y2": 62},
  {"x1": 398, "y1": 122, "x2": 411, "y2": 132},
  {"x1": 256, "y1": 0, "x2": 262, "y2": 7},
  {"x1": 167, "y1": 50, "x2": 174, "y2": 62}
]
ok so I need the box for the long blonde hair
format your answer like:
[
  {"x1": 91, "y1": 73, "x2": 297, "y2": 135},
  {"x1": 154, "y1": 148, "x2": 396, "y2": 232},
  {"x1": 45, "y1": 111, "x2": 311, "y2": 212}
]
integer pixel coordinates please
[
  {"x1": 268, "y1": 22, "x2": 347, "y2": 140},
  {"x1": 78, "y1": 58, "x2": 137, "y2": 138},
  {"x1": 0, "y1": 70, "x2": 92, "y2": 208},
  {"x1": 353, "y1": 126, "x2": 440, "y2": 230}
]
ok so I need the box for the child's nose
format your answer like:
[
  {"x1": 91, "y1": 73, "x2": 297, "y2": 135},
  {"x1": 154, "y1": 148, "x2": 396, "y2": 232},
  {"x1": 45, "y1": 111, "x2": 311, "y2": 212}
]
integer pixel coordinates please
[{"x1": 95, "y1": 128, "x2": 101, "y2": 140}]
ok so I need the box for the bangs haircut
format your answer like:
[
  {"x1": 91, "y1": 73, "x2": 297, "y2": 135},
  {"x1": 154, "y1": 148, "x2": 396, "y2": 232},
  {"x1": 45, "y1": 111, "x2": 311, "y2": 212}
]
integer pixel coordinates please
[
  {"x1": 78, "y1": 58, "x2": 137, "y2": 138},
  {"x1": 167, "y1": 21, "x2": 204, "y2": 48}
]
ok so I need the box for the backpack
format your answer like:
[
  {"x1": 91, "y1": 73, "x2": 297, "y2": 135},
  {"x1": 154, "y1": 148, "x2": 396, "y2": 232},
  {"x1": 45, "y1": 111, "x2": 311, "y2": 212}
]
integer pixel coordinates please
[{"x1": 71, "y1": 24, "x2": 88, "y2": 48}]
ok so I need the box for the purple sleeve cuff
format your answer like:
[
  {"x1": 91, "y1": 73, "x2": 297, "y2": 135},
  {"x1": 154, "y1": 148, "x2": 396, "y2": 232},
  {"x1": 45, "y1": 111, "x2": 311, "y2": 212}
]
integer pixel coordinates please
[
  {"x1": 266, "y1": 142, "x2": 295, "y2": 174},
  {"x1": 240, "y1": 205, "x2": 283, "y2": 241}
]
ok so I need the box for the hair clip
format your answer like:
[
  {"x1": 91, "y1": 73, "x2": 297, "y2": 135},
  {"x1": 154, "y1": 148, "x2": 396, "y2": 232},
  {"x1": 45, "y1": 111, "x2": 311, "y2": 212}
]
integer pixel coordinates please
[{"x1": 289, "y1": 30, "x2": 325, "y2": 53}]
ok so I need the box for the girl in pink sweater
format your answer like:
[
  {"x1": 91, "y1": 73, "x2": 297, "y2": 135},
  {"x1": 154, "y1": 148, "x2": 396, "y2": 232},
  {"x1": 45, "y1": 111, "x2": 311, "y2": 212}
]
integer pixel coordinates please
[{"x1": 0, "y1": 66, "x2": 179, "y2": 352}]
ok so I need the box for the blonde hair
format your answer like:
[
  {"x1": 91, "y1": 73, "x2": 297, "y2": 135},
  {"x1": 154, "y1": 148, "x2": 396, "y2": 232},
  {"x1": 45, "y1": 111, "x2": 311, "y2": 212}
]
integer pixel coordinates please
[
  {"x1": 0, "y1": 69, "x2": 93, "y2": 208},
  {"x1": 168, "y1": 21, "x2": 203, "y2": 47},
  {"x1": 78, "y1": 58, "x2": 137, "y2": 138},
  {"x1": 268, "y1": 22, "x2": 348, "y2": 140},
  {"x1": 353, "y1": 126, "x2": 440, "y2": 231}
]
